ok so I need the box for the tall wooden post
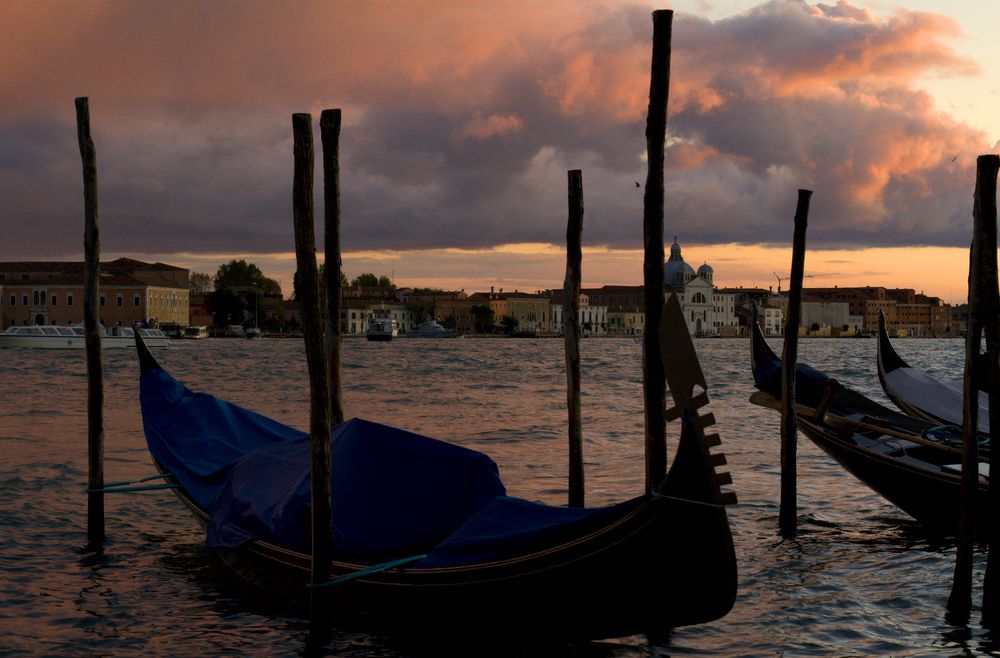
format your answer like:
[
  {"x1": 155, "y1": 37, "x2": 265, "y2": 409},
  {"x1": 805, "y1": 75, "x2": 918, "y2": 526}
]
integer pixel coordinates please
[
  {"x1": 642, "y1": 9, "x2": 672, "y2": 492},
  {"x1": 292, "y1": 113, "x2": 333, "y2": 635},
  {"x1": 984, "y1": 156, "x2": 1000, "y2": 623},
  {"x1": 76, "y1": 97, "x2": 104, "y2": 548},
  {"x1": 320, "y1": 109, "x2": 345, "y2": 426},
  {"x1": 564, "y1": 169, "x2": 584, "y2": 508},
  {"x1": 950, "y1": 154, "x2": 999, "y2": 618},
  {"x1": 981, "y1": 155, "x2": 1000, "y2": 626},
  {"x1": 779, "y1": 189, "x2": 812, "y2": 533}
]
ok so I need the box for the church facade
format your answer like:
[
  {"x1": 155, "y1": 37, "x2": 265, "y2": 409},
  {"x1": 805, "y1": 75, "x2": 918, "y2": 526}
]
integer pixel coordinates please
[{"x1": 664, "y1": 238, "x2": 738, "y2": 336}]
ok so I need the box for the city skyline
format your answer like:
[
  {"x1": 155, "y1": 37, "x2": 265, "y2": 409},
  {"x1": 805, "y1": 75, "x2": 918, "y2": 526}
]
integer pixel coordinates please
[
  {"x1": 3, "y1": 1, "x2": 999, "y2": 306},
  {"x1": 127, "y1": 241, "x2": 972, "y2": 305}
]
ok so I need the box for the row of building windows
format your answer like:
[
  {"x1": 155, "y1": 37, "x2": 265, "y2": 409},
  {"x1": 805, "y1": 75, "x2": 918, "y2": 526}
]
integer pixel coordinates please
[{"x1": 0, "y1": 292, "x2": 179, "y2": 308}]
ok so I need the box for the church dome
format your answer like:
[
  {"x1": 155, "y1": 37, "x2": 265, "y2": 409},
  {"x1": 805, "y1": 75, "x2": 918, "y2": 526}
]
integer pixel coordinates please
[
  {"x1": 665, "y1": 236, "x2": 695, "y2": 286},
  {"x1": 697, "y1": 262, "x2": 714, "y2": 283}
]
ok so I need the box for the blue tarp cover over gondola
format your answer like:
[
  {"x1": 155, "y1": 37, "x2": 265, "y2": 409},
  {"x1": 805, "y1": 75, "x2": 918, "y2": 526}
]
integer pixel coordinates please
[
  {"x1": 140, "y1": 367, "x2": 617, "y2": 567},
  {"x1": 140, "y1": 368, "x2": 506, "y2": 559}
]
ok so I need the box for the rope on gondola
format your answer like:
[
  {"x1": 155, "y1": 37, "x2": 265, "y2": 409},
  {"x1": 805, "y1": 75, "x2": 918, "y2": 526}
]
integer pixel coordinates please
[
  {"x1": 86, "y1": 473, "x2": 178, "y2": 493},
  {"x1": 86, "y1": 483, "x2": 180, "y2": 494},
  {"x1": 307, "y1": 554, "x2": 428, "y2": 588}
]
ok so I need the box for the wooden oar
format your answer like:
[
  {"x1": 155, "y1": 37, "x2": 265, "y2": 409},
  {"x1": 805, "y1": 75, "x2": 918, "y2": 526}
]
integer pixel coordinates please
[{"x1": 749, "y1": 391, "x2": 990, "y2": 463}]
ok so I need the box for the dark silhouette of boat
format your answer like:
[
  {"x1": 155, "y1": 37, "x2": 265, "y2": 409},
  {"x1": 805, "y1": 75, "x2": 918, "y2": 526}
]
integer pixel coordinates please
[
  {"x1": 132, "y1": 305, "x2": 737, "y2": 641},
  {"x1": 876, "y1": 310, "x2": 990, "y2": 438},
  {"x1": 750, "y1": 318, "x2": 990, "y2": 534}
]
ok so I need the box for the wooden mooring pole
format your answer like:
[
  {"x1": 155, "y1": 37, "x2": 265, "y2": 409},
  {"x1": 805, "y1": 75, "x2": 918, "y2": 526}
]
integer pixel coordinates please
[
  {"x1": 949, "y1": 154, "x2": 999, "y2": 619},
  {"x1": 320, "y1": 109, "x2": 345, "y2": 426},
  {"x1": 642, "y1": 8, "x2": 672, "y2": 492},
  {"x1": 564, "y1": 169, "x2": 584, "y2": 508},
  {"x1": 76, "y1": 97, "x2": 104, "y2": 548},
  {"x1": 291, "y1": 113, "x2": 333, "y2": 636},
  {"x1": 981, "y1": 154, "x2": 1000, "y2": 626},
  {"x1": 778, "y1": 189, "x2": 812, "y2": 533},
  {"x1": 983, "y1": 162, "x2": 1000, "y2": 627}
]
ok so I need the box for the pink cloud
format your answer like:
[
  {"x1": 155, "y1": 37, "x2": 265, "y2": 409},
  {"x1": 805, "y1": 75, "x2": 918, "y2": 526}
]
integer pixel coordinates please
[{"x1": 452, "y1": 112, "x2": 524, "y2": 140}]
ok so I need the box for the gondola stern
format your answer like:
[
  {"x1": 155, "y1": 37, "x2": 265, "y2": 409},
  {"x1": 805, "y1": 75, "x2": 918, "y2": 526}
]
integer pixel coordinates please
[
  {"x1": 877, "y1": 309, "x2": 909, "y2": 375},
  {"x1": 134, "y1": 325, "x2": 164, "y2": 374},
  {"x1": 750, "y1": 312, "x2": 780, "y2": 388}
]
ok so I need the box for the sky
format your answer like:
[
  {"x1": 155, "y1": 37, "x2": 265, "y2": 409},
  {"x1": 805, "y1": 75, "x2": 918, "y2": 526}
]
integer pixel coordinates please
[{"x1": 3, "y1": 0, "x2": 999, "y2": 303}]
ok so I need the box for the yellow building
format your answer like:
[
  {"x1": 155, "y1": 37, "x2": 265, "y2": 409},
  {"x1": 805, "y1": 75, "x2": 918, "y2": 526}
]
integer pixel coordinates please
[{"x1": 0, "y1": 258, "x2": 189, "y2": 329}]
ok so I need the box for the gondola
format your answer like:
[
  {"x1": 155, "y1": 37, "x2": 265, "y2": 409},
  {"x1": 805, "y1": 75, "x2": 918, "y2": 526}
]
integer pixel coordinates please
[
  {"x1": 876, "y1": 310, "x2": 990, "y2": 438},
  {"x1": 750, "y1": 319, "x2": 990, "y2": 533},
  {"x1": 132, "y1": 299, "x2": 737, "y2": 641}
]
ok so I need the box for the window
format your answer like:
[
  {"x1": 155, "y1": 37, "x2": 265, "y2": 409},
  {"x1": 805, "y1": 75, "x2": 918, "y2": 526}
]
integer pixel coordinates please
[
  {"x1": 133, "y1": 294, "x2": 140, "y2": 308},
  {"x1": 51, "y1": 295, "x2": 57, "y2": 306},
  {"x1": 116, "y1": 294, "x2": 123, "y2": 307},
  {"x1": 22, "y1": 295, "x2": 28, "y2": 306},
  {"x1": 67, "y1": 294, "x2": 73, "y2": 306},
  {"x1": 100, "y1": 295, "x2": 106, "y2": 307}
]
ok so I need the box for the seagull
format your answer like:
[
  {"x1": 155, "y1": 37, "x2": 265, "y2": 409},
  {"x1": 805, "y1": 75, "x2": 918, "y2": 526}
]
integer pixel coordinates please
[
  {"x1": 951, "y1": 156, "x2": 958, "y2": 162},
  {"x1": 634, "y1": 181, "x2": 641, "y2": 187}
]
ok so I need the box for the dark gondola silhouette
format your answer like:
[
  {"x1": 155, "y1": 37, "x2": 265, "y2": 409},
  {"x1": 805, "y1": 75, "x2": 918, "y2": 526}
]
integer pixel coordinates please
[
  {"x1": 876, "y1": 310, "x2": 991, "y2": 439},
  {"x1": 132, "y1": 299, "x2": 736, "y2": 641},
  {"x1": 750, "y1": 318, "x2": 990, "y2": 534}
]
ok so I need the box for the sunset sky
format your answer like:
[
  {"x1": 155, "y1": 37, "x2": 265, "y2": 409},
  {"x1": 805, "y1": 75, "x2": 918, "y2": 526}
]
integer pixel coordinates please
[{"x1": 3, "y1": 0, "x2": 999, "y2": 303}]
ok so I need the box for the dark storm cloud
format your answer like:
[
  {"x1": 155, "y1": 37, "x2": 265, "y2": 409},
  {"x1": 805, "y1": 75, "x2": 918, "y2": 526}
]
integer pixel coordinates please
[{"x1": 0, "y1": 0, "x2": 990, "y2": 260}]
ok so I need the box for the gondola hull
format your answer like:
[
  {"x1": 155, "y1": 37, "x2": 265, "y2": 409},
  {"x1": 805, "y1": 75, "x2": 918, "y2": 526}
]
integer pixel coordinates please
[
  {"x1": 134, "y1": 329, "x2": 737, "y2": 641},
  {"x1": 164, "y1": 470, "x2": 735, "y2": 639},
  {"x1": 793, "y1": 415, "x2": 990, "y2": 533},
  {"x1": 750, "y1": 319, "x2": 990, "y2": 534}
]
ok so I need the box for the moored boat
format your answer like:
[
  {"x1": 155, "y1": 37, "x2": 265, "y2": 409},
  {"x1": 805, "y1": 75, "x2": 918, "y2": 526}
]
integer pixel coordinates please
[
  {"x1": 0, "y1": 324, "x2": 170, "y2": 349},
  {"x1": 130, "y1": 297, "x2": 737, "y2": 640},
  {"x1": 183, "y1": 326, "x2": 210, "y2": 339},
  {"x1": 366, "y1": 308, "x2": 397, "y2": 341},
  {"x1": 876, "y1": 311, "x2": 990, "y2": 437},
  {"x1": 750, "y1": 318, "x2": 990, "y2": 533},
  {"x1": 405, "y1": 319, "x2": 455, "y2": 338}
]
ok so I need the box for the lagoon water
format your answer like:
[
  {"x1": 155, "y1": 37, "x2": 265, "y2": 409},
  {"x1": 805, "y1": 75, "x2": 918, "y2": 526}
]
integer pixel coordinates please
[{"x1": 0, "y1": 336, "x2": 996, "y2": 656}]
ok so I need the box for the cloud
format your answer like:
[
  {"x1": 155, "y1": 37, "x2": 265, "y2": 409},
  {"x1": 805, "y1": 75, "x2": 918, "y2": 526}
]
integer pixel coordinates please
[
  {"x1": 452, "y1": 112, "x2": 524, "y2": 140},
  {"x1": 0, "y1": 0, "x2": 991, "y2": 263}
]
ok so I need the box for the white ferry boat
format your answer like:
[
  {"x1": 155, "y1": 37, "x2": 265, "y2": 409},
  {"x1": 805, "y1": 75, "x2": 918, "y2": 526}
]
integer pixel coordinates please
[
  {"x1": 0, "y1": 325, "x2": 171, "y2": 349},
  {"x1": 366, "y1": 309, "x2": 398, "y2": 341}
]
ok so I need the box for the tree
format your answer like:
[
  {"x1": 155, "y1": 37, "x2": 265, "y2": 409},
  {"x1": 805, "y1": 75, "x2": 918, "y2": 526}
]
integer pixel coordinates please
[
  {"x1": 501, "y1": 316, "x2": 519, "y2": 334},
  {"x1": 408, "y1": 300, "x2": 429, "y2": 325},
  {"x1": 189, "y1": 272, "x2": 213, "y2": 295},
  {"x1": 213, "y1": 259, "x2": 281, "y2": 296},
  {"x1": 352, "y1": 272, "x2": 379, "y2": 287},
  {"x1": 470, "y1": 305, "x2": 495, "y2": 334},
  {"x1": 349, "y1": 272, "x2": 393, "y2": 288},
  {"x1": 211, "y1": 259, "x2": 280, "y2": 326}
]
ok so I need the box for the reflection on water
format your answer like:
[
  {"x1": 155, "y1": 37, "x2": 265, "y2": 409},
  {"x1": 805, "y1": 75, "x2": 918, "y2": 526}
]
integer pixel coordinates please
[{"x1": 0, "y1": 337, "x2": 996, "y2": 655}]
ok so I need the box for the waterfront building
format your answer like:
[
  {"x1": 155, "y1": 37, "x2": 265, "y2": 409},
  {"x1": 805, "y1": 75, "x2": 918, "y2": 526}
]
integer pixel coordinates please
[
  {"x1": 0, "y1": 258, "x2": 189, "y2": 329},
  {"x1": 606, "y1": 307, "x2": 644, "y2": 336},
  {"x1": 663, "y1": 238, "x2": 735, "y2": 337},
  {"x1": 549, "y1": 292, "x2": 609, "y2": 336},
  {"x1": 435, "y1": 297, "x2": 479, "y2": 334},
  {"x1": 803, "y1": 286, "x2": 954, "y2": 336},
  {"x1": 463, "y1": 289, "x2": 550, "y2": 333},
  {"x1": 800, "y1": 301, "x2": 852, "y2": 334},
  {"x1": 504, "y1": 292, "x2": 551, "y2": 333}
]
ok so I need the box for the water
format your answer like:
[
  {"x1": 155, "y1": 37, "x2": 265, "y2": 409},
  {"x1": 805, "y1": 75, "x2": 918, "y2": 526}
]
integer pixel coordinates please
[{"x1": 0, "y1": 336, "x2": 995, "y2": 656}]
